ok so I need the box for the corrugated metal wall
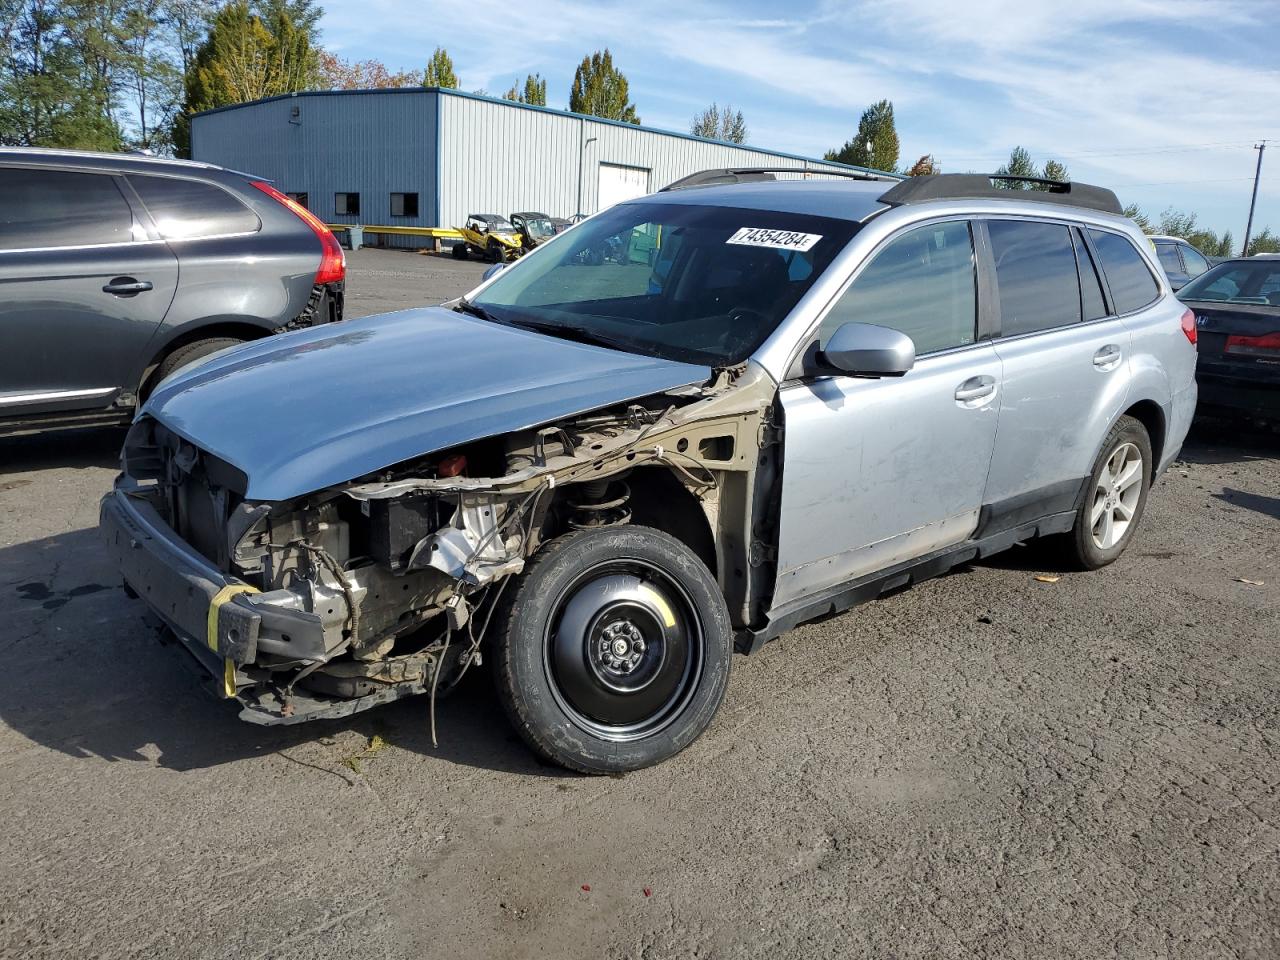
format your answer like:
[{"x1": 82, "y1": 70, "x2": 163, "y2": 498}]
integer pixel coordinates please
[
  {"x1": 192, "y1": 89, "x2": 882, "y2": 235},
  {"x1": 437, "y1": 92, "x2": 863, "y2": 227},
  {"x1": 192, "y1": 91, "x2": 439, "y2": 227}
]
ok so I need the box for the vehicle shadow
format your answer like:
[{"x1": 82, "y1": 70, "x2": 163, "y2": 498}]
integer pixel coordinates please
[
  {"x1": 0, "y1": 426, "x2": 126, "y2": 474},
  {"x1": 0, "y1": 525, "x2": 570, "y2": 779},
  {"x1": 1176, "y1": 418, "x2": 1280, "y2": 465},
  {"x1": 1214, "y1": 487, "x2": 1280, "y2": 521}
]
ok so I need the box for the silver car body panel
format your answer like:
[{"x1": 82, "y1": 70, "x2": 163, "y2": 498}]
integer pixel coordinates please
[{"x1": 772, "y1": 344, "x2": 1001, "y2": 608}]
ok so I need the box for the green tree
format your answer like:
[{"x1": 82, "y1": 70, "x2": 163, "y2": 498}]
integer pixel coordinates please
[
  {"x1": 993, "y1": 146, "x2": 1038, "y2": 187},
  {"x1": 1041, "y1": 158, "x2": 1069, "y2": 183},
  {"x1": 569, "y1": 48, "x2": 638, "y2": 124},
  {"x1": 825, "y1": 99, "x2": 898, "y2": 173},
  {"x1": 0, "y1": 0, "x2": 124, "y2": 149},
  {"x1": 1216, "y1": 231, "x2": 1234, "y2": 258},
  {"x1": 690, "y1": 102, "x2": 746, "y2": 143},
  {"x1": 1122, "y1": 202, "x2": 1153, "y2": 233},
  {"x1": 423, "y1": 45, "x2": 455, "y2": 88},
  {"x1": 119, "y1": 0, "x2": 182, "y2": 150},
  {"x1": 503, "y1": 72, "x2": 545, "y2": 105},
  {"x1": 1246, "y1": 227, "x2": 1279, "y2": 255},
  {"x1": 172, "y1": 0, "x2": 316, "y2": 156}
]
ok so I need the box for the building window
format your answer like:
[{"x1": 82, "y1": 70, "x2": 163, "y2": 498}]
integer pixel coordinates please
[
  {"x1": 390, "y1": 192, "x2": 418, "y2": 218},
  {"x1": 287, "y1": 192, "x2": 308, "y2": 209},
  {"x1": 335, "y1": 192, "x2": 360, "y2": 216}
]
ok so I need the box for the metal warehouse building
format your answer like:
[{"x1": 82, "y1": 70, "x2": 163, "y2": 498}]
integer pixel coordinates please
[{"x1": 190, "y1": 87, "x2": 888, "y2": 233}]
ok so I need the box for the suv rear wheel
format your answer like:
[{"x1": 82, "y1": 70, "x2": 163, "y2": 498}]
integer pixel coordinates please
[
  {"x1": 492, "y1": 525, "x2": 732, "y2": 773},
  {"x1": 1060, "y1": 415, "x2": 1153, "y2": 569}
]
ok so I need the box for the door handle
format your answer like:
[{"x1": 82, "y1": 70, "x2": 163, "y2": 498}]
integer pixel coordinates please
[
  {"x1": 102, "y1": 277, "x2": 153, "y2": 296},
  {"x1": 1093, "y1": 344, "x2": 1122, "y2": 369},
  {"x1": 954, "y1": 375, "x2": 996, "y2": 404}
]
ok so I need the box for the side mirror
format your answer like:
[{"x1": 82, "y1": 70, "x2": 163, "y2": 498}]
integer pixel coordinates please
[
  {"x1": 482, "y1": 262, "x2": 506, "y2": 281},
  {"x1": 819, "y1": 322, "x2": 915, "y2": 377}
]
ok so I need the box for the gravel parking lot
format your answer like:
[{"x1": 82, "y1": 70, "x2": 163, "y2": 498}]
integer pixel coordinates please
[{"x1": 2, "y1": 249, "x2": 1277, "y2": 960}]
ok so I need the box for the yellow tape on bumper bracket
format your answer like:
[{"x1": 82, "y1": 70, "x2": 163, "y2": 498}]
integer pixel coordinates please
[{"x1": 207, "y1": 584, "x2": 259, "y2": 698}]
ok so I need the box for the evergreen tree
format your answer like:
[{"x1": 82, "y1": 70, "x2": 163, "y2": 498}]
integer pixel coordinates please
[
  {"x1": 568, "y1": 48, "x2": 638, "y2": 124},
  {"x1": 905, "y1": 154, "x2": 939, "y2": 176},
  {"x1": 1041, "y1": 158, "x2": 1069, "y2": 183},
  {"x1": 993, "y1": 146, "x2": 1038, "y2": 188}
]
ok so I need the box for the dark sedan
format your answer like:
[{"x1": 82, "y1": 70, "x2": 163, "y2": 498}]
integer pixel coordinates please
[{"x1": 1179, "y1": 257, "x2": 1280, "y2": 423}]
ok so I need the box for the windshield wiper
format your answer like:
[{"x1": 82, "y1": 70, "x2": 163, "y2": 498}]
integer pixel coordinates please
[
  {"x1": 455, "y1": 298, "x2": 494, "y2": 322},
  {"x1": 503, "y1": 317, "x2": 632, "y2": 352}
]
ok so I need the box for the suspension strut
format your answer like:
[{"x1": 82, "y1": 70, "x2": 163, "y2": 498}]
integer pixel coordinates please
[{"x1": 569, "y1": 474, "x2": 632, "y2": 529}]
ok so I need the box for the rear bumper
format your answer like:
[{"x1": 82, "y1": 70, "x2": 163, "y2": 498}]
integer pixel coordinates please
[{"x1": 99, "y1": 484, "x2": 327, "y2": 700}]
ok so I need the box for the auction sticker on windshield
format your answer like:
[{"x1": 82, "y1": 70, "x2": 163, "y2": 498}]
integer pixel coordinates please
[{"x1": 726, "y1": 227, "x2": 823, "y2": 252}]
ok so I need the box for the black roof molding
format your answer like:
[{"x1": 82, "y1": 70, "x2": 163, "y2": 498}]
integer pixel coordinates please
[
  {"x1": 878, "y1": 174, "x2": 1123, "y2": 215},
  {"x1": 662, "y1": 166, "x2": 897, "y2": 191}
]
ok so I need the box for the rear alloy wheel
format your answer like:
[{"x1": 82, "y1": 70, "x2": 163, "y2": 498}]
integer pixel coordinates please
[
  {"x1": 1060, "y1": 415, "x2": 1153, "y2": 569},
  {"x1": 492, "y1": 526, "x2": 732, "y2": 773}
]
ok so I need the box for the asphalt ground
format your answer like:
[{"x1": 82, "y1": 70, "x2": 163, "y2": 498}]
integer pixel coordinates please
[{"x1": 1, "y1": 249, "x2": 1277, "y2": 959}]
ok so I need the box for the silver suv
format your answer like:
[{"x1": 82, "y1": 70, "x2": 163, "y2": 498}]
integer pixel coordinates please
[{"x1": 101, "y1": 171, "x2": 1198, "y2": 773}]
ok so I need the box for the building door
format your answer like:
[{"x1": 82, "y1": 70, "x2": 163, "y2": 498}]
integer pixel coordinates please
[{"x1": 597, "y1": 163, "x2": 649, "y2": 212}]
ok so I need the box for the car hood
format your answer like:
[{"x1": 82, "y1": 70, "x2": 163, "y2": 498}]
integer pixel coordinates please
[{"x1": 143, "y1": 307, "x2": 711, "y2": 501}]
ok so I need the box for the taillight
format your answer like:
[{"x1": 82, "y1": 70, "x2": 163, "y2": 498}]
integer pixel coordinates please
[
  {"x1": 249, "y1": 180, "x2": 345, "y2": 285},
  {"x1": 1225, "y1": 330, "x2": 1280, "y2": 357},
  {"x1": 1180, "y1": 308, "x2": 1197, "y2": 346}
]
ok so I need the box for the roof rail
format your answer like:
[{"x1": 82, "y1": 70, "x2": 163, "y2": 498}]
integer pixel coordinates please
[
  {"x1": 662, "y1": 166, "x2": 896, "y2": 191},
  {"x1": 878, "y1": 174, "x2": 1123, "y2": 215}
]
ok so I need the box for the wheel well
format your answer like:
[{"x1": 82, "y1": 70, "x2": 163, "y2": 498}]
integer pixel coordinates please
[
  {"x1": 625, "y1": 467, "x2": 718, "y2": 577},
  {"x1": 1124, "y1": 400, "x2": 1166, "y2": 467},
  {"x1": 139, "y1": 322, "x2": 273, "y2": 400}
]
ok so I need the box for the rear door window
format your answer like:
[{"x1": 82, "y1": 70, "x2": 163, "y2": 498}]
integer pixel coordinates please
[
  {"x1": 0, "y1": 167, "x2": 136, "y2": 250},
  {"x1": 819, "y1": 220, "x2": 977, "y2": 355},
  {"x1": 987, "y1": 220, "x2": 1081, "y2": 335},
  {"x1": 128, "y1": 175, "x2": 260, "y2": 239},
  {"x1": 1088, "y1": 229, "x2": 1160, "y2": 313}
]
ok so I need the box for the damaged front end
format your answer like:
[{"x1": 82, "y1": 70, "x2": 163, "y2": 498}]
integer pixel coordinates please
[{"x1": 101, "y1": 364, "x2": 779, "y2": 725}]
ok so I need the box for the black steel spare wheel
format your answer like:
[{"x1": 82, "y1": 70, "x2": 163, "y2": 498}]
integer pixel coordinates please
[{"x1": 493, "y1": 526, "x2": 732, "y2": 773}]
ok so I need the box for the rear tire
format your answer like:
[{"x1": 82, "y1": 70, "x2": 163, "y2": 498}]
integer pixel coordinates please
[
  {"x1": 451, "y1": 242, "x2": 468, "y2": 260},
  {"x1": 492, "y1": 525, "x2": 733, "y2": 774},
  {"x1": 1058, "y1": 415, "x2": 1153, "y2": 569},
  {"x1": 148, "y1": 336, "x2": 245, "y2": 397}
]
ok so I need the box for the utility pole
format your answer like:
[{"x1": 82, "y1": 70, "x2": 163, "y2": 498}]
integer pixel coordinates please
[{"x1": 1242, "y1": 140, "x2": 1266, "y2": 256}]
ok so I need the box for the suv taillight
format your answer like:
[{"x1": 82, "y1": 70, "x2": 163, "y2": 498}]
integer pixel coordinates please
[
  {"x1": 249, "y1": 180, "x2": 345, "y2": 285},
  {"x1": 1180, "y1": 308, "x2": 1197, "y2": 346},
  {"x1": 1225, "y1": 330, "x2": 1280, "y2": 356}
]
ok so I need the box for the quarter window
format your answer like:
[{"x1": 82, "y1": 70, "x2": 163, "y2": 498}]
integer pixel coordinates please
[
  {"x1": 987, "y1": 220, "x2": 1081, "y2": 335},
  {"x1": 1088, "y1": 229, "x2": 1160, "y2": 313},
  {"x1": 335, "y1": 192, "x2": 360, "y2": 216},
  {"x1": 0, "y1": 167, "x2": 136, "y2": 250},
  {"x1": 128, "y1": 175, "x2": 260, "y2": 239},
  {"x1": 819, "y1": 220, "x2": 977, "y2": 355},
  {"x1": 390, "y1": 192, "x2": 418, "y2": 217}
]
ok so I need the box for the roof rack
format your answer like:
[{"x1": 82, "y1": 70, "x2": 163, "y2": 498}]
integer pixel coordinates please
[
  {"x1": 878, "y1": 174, "x2": 1122, "y2": 216},
  {"x1": 661, "y1": 166, "x2": 896, "y2": 191}
]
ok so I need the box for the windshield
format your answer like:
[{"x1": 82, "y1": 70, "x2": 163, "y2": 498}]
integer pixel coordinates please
[
  {"x1": 1180, "y1": 260, "x2": 1280, "y2": 306},
  {"x1": 471, "y1": 201, "x2": 858, "y2": 365},
  {"x1": 522, "y1": 217, "x2": 554, "y2": 238},
  {"x1": 475, "y1": 216, "x2": 514, "y2": 232}
]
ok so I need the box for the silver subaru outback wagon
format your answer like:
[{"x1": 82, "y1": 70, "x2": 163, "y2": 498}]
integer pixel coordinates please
[{"x1": 101, "y1": 170, "x2": 1198, "y2": 773}]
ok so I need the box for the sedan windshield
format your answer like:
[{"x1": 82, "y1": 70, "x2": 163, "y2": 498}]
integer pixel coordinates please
[
  {"x1": 470, "y1": 201, "x2": 858, "y2": 365},
  {"x1": 1179, "y1": 260, "x2": 1280, "y2": 306}
]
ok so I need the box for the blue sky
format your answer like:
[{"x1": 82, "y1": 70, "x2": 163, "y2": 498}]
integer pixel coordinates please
[{"x1": 321, "y1": 0, "x2": 1279, "y2": 243}]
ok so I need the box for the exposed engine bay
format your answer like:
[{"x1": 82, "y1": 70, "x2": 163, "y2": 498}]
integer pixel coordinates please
[{"x1": 113, "y1": 365, "x2": 780, "y2": 725}]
